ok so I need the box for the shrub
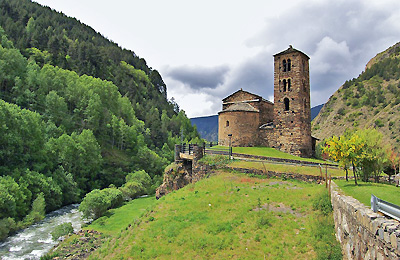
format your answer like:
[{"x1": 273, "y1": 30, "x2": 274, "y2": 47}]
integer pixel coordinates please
[
  {"x1": 337, "y1": 107, "x2": 346, "y2": 116},
  {"x1": 79, "y1": 189, "x2": 113, "y2": 220},
  {"x1": 51, "y1": 222, "x2": 73, "y2": 240},
  {"x1": 23, "y1": 193, "x2": 46, "y2": 225},
  {"x1": 125, "y1": 170, "x2": 151, "y2": 194},
  {"x1": 374, "y1": 119, "x2": 384, "y2": 128},
  {"x1": 119, "y1": 181, "x2": 144, "y2": 200},
  {"x1": 312, "y1": 191, "x2": 332, "y2": 216}
]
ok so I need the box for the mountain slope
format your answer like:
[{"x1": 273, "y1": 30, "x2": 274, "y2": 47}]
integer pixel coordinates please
[
  {"x1": 312, "y1": 42, "x2": 400, "y2": 149},
  {"x1": 190, "y1": 115, "x2": 218, "y2": 142},
  {"x1": 0, "y1": 0, "x2": 200, "y2": 150}
]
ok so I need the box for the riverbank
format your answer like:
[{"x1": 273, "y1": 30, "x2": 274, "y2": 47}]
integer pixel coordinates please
[{"x1": 0, "y1": 204, "x2": 85, "y2": 260}]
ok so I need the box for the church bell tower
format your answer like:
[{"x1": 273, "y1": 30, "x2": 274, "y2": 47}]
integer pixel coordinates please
[{"x1": 273, "y1": 46, "x2": 312, "y2": 157}]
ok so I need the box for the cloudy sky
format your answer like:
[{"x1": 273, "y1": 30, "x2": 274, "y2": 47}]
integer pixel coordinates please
[{"x1": 35, "y1": 0, "x2": 400, "y2": 118}]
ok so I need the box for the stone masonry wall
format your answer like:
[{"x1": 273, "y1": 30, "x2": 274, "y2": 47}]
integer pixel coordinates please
[
  {"x1": 330, "y1": 182, "x2": 400, "y2": 259},
  {"x1": 218, "y1": 111, "x2": 260, "y2": 147}
]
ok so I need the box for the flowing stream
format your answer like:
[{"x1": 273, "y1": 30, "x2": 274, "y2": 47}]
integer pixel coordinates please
[{"x1": 0, "y1": 204, "x2": 85, "y2": 260}]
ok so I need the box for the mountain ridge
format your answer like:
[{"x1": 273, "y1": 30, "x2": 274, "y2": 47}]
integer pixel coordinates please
[{"x1": 312, "y1": 42, "x2": 400, "y2": 150}]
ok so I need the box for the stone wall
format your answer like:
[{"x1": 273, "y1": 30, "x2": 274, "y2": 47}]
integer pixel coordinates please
[
  {"x1": 330, "y1": 182, "x2": 400, "y2": 259},
  {"x1": 218, "y1": 111, "x2": 260, "y2": 147}
]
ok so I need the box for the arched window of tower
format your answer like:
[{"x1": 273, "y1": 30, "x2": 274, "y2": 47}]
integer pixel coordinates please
[
  {"x1": 287, "y1": 59, "x2": 291, "y2": 71},
  {"x1": 283, "y1": 79, "x2": 287, "y2": 92},
  {"x1": 284, "y1": 98, "x2": 290, "y2": 111},
  {"x1": 226, "y1": 120, "x2": 230, "y2": 127},
  {"x1": 282, "y1": 60, "x2": 287, "y2": 72},
  {"x1": 288, "y1": 79, "x2": 291, "y2": 91}
]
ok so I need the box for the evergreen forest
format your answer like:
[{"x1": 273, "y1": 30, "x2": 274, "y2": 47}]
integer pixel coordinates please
[{"x1": 0, "y1": 0, "x2": 200, "y2": 239}]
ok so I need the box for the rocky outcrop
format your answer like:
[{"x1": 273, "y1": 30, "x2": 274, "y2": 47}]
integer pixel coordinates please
[
  {"x1": 155, "y1": 162, "x2": 213, "y2": 199},
  {"x1": 330, "y1": 182, "x2": 400, "y2": 259}
]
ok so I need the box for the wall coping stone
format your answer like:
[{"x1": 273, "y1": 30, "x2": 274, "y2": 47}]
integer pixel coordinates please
[{"x1": 330, "y1": 181, "x2": 400, "y2": 259}]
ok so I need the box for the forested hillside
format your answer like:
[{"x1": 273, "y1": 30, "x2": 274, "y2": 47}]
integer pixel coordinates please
[
  {"x1": 0, "y1": 0, "x2": 200, "y2": 240},
  {"x1": 312, "y1": 42, "x2": 400, "y2": 150}
]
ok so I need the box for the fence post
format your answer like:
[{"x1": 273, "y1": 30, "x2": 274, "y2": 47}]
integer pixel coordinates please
[{"x1": 325, "y1": 165, "x2": 328, "y2": 189}]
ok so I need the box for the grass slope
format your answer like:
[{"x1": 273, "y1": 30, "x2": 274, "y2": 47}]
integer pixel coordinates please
[
  {"x1": 215, "y1": 146, "x2": 329, "y2": 164},
  {"x1": 229, "y1": 160, "x2": 345, "y2": 177},
  {"x1": 335, "y1": 180, "x2": 400, "y2": 206},
  {"x1": 87, "y1": 196, "x2": 156, "y2": 235},
  {"x1": 90, "y1": 171, "x2": 329, "y2": 259}
]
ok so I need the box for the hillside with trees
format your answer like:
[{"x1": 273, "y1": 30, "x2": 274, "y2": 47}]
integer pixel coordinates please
[
  {"x1": 0, "y1": 0, "x2": 200, "y2": 240},
  {"x1": 312, "y1": 42, "x2": 400, "y2": 151}
]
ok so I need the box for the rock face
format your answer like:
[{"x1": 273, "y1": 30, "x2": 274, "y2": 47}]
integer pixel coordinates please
[
  {"x1": 155, "y1": 162, "x2": 213, "y2": 199},
  {"x1": 330, "y1": 182, "x2": 400, "y2": 259}
]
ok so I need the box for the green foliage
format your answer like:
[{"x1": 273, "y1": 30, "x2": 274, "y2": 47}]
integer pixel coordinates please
[
  {"x1": 312, "y1": 190, "x2": 342, "y2": 260},
  {"x1": 374, "y1": 119, "x2": 384, "y2": 127},
  {"x1": 0, "y1": 217, "x2": 16, "y2": 241},
  {"x1": 0, "y1": 1, "x2": 201, "y2": 240},
  {"x1": 79, "y1": 189, "x2": 114, "y2": 220},
  {"x1": 324, "y1": 128, "x2": 390, "y2": 183},
  {"x1": 51, "y1": 222, "x2": 74, "y2": 240},
  {"x1": 312, "y1": 191, "x2": 332, "y2": 216},
  {"x1": 199, "y1": 155, "x2": 230, "y2": 167},
  {"x1": 23, "y1": 192, "x2": 46, "y2": 225}
]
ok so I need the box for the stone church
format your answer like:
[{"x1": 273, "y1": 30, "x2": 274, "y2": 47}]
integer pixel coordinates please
[{"x1": 218, "y1": 46, "x2": 315, "y2": 157}]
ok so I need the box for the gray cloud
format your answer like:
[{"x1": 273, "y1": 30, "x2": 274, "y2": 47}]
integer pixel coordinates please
[
  {"x1": 166, "y1": 65, "x2": 230, "y2": 90},
  {"x1": 217, "y1": 52, "x2": 274, "y2": 101},
  {"x1": 166, "y1": 0, "x2": 400, "y2": 117},
  {"x1": 245, "y1": 0, "x2": 400, "y2": 106}
]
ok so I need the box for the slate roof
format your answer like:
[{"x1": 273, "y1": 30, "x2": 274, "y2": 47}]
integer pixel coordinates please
[
  {"x1": 222, "y1": 102, "x2": 259, "y2": 113},
  {"x1": 274, "y1": 45, "x2": 309, "y2": 59},
  {"x1": 222, "y1": 89, "x2": 262, "y2": 102}
]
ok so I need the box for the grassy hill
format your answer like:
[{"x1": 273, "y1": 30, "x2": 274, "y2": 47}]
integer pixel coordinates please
[
  {"x1": 49, "y1": 170, "x2": 340, "y2": 259},
  {"x1": 312, "y1": 42, "x2": 400, "y2": 149}
]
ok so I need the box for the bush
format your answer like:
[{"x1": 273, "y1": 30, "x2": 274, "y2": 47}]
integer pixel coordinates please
[
  {"x1": 23, "y1": 192, "x2": 46, "y2": 225},
  {"x1": 119, "y1": 181, "x2": 144, "y2": 200},
  {"x1": 374, "y1": 119, "x2": 384, "y2": 128},
  {"x1": 79, "y1": 189, "x2": 122, "y2": 220},
  {"x1": 51, "y1": 222, "x2": 73, "y2": 240},
  {"x1": 312, "y1": 191, "x2": 332, "y2": 216},
  {"x1": 0, "y1": 217, "x2": 16, "y2": 241},
  {"x1": 125, "y1": 170, "x2": 151, "y2": 194}
]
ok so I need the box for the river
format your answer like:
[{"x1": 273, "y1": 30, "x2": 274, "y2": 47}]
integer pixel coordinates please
[{"x1": 0, "y1": 204, "x2": 85, "y2": 260}]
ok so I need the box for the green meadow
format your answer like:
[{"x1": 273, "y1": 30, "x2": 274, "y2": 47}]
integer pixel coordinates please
[
  {"x1": 213, "y1": 146, "x2": 330, "y2": 164},
  {"x1": 229, "y1": 160, "x2": 345, "y2": 177},
  {"x1": 86, "y1": 170, "x2": 338, "y2": 259},
  {"x1": 335, "y1": 179, "x2": 400, "y2": 206}
]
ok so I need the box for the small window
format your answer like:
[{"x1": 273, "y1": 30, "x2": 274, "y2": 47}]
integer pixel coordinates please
[
  {"x1": 304, "y1": 99, "x2": 307, "y2": 111},
  {"x1": 226, "y1": 121, "x2": 229, "y2": 127},
  {"x1": 288, "y1": 79, "x2": 291, "y2": 91},
  {"x1": 283, "y1": 79, "x2": 287, "y2": 92},
  {"x1": 284, "y1": 98, "x2": 290, "y2": 111},
  {"x1": 287, "y1": 59, "x2": 291, "y2": 71},
  {"x1": 283, "y1": 60, "x2": 287, "y2": 72}
]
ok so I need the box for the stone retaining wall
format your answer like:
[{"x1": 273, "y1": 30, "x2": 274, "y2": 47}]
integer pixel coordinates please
[
  {"x1": 330, "y1": 182, "x2": 400, "y2": 259},
  {"x1": 228, "y1": 167, "x2": 323, "y2": 183}
]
